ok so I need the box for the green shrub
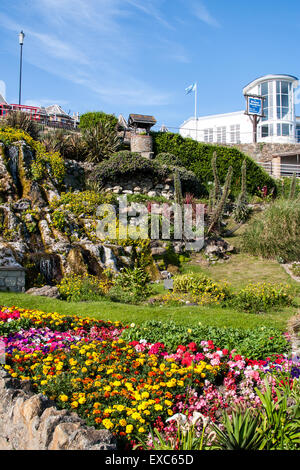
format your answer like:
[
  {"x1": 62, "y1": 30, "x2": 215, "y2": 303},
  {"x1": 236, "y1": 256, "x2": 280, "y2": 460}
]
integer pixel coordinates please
[
  {"x1": 230, "y1": 282, "x2": 294, "y2": 314},
  {"x1": 50, "y1": 190, "x2": 116, "y2": 216},
  {"x1": 108, "y1": 267, "x2": 153, "y2": 303},
  {"x1": 152, "y1": 132, "x2": 276, "y2": 196},
  {"x1": 291, "y1": 263, "x2": 300, "y2": 277},
  {"x1": 276, "y1": 176, "x2": 300, "y2": 199},
  {"x1": 242, "y1": 198, "x2": 300, "y2": 262},
  {"x1": 2, "y1": 111, "x2": 40, "y2": 140},
  {"x1": 156, "y1": 152, "x2": 182, "y2": 167},
  {"x1": 79, "y1": 111, "x2": 118, "y2": 132},
  {"x1": 95, "y1": 151, "x2": 203, "y2": 196},
  {"x1": 121, "y1": 320, "x2": 289, "y2": 359},
  {"x1": 57, "y1": 274, "x2": 107, "y2": 302},
  {"x1": 173, "y1": 272, "x2": 231, "y2": 299}
]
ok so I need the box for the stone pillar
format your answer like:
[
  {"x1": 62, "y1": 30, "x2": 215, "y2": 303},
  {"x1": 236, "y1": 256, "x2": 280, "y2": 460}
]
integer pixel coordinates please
[
  {"x1": 272, "y1": 156, "x2": 281, "y2": 178},
  {"x1": 130, "y1": 134, "x2": 154, "y2": 159}
]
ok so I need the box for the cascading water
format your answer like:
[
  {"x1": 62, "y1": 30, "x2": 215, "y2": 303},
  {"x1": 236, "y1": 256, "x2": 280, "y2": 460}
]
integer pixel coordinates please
[{"x1": 103, "y1": 246, "x2": 118, "y2": 271}]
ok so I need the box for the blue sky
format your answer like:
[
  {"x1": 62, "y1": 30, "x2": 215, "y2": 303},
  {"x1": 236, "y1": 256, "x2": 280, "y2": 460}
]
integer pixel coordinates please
[{"x1": 1, "y1": 0, "x2": 300, "y2": 131}]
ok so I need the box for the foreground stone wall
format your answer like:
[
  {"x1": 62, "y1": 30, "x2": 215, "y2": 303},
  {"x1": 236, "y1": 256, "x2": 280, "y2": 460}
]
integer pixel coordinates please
[
  {"x1": 0, "y1": 267, "x2": 25, "y2": 293},
  {"x1": 0, "y1": 368, "x2": 116, "y2": 450},
  {"x1": 224, "y1": 143, "x2": 300, "y2": 162}
]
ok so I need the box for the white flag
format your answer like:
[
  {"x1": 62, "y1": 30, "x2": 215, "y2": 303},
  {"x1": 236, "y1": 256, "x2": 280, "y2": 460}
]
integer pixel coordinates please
[{"x1": 185, "y1": 83, "x2": 196, "y2": 95}]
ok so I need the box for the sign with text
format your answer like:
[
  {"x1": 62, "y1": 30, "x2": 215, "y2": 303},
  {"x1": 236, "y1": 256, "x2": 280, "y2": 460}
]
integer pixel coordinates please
[{"x1": 247, "y1": 96, "x2": 263, "y2": 116}]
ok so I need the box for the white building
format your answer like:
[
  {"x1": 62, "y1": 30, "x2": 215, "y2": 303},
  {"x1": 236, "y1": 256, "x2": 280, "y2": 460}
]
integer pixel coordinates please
[{"x1": 180, "y1": 74, "x2": 300, "y2": 144}]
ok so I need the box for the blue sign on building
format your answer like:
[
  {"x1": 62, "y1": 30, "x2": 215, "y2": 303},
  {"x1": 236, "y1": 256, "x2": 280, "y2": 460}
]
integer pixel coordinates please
[{"x1": 248, "y1": 97, "x2": 263, "y2": 116}]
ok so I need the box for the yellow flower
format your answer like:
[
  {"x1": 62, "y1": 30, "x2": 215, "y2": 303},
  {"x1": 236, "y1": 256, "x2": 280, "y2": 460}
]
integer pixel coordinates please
[
  {"x1": 59, "y1": 394, "x2": 68, "y2": 402},
  {"x1": 126, "y1": 425, "x2": 134, "y2": 434},
  {"x1": 102, "y1": 419, "x2": 114, "y2": 430},
  {"x1": 71, "y1": 401, "x2": 79, "y2": 408}
]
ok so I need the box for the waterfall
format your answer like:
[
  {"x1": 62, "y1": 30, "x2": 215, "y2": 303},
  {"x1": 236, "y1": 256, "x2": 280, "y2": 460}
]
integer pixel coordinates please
[{"x1": 103, "y1": 246, "x2": 118, "y2": 272}]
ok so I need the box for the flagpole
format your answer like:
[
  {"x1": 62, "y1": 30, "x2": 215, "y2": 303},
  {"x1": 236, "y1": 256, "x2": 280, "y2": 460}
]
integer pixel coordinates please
[{"x1": 195, "y1": 82, "x2": 198, "y2": 141}]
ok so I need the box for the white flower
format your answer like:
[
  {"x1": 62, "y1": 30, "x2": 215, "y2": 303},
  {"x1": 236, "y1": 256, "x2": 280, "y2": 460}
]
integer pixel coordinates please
[{"x1": 166, "y1": 413, "x2": 187, "y2": 425}]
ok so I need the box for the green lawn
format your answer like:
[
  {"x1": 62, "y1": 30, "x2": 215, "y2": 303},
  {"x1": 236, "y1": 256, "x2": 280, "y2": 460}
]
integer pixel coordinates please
[
  {"x1": 0, "y1": 289, "x2": 296, "y2": 331},
  {"x1": 0, "y1": 250, "x2": 298, "y2": 332}
]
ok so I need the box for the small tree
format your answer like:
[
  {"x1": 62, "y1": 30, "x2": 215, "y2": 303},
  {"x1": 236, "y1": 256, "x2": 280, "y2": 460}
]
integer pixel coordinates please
[{"x1": 79, "y1": 111, "x2": 118, "y2": 133}]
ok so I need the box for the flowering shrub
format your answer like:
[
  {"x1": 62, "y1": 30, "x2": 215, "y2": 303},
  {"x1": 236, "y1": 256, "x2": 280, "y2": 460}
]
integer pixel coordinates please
[
  {"x1": 57, "y1": 274, "x2": 112, "y2": 302},
  {"x1": 0, "y1": 127, "x2": 65, "y2": 185},
  {"x1": 50, "y1": 191, "x2": 116, "y2": 217},
  {"x1": 1, "y1": 306, "x2": 299, "y2": 450},
  {"x1": 231, "y1": 282, "x2": 294, "y2": 314},
  {"x1": 291, "y1": 263, "x2": 300, "y2": 278},
  {"x1": 172, "y1": 273, "x2": 231, "y2": 304}
]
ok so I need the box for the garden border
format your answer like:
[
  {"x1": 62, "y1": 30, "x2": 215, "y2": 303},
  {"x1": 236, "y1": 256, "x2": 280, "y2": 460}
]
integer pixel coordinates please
[{"x1": 0, "y1": 368, "x2": 116, "y2": 450}]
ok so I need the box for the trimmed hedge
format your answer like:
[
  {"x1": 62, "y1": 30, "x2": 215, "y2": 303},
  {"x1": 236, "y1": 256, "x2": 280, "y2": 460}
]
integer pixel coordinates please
[
  {"x1": 95, "y1": 151, "x2": 204, "y2": 196},
  {"x1": 152, "y1": 132, "x2": 276, "y2": 196}
]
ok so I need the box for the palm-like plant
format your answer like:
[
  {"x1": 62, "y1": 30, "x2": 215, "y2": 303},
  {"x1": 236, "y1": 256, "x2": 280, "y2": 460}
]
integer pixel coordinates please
[
  {"x1": 212, "y1": 408, "x2": 265, "y2": 450},
  {"x1": 83, "y1": 121, "x2": 120, "y2": 163},
  {"x1": 3, "y1": 110, "x2": 40, "y2": 140}
]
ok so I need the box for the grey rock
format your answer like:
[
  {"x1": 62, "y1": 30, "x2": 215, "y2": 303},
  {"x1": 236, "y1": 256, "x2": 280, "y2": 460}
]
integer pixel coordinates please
[{"x1": 26, "y1": 285, "x2": 60, "y2": 299}]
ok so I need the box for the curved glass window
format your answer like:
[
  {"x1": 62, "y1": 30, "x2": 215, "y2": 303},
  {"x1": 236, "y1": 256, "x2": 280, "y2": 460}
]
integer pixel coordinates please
[
  {"x1": 276, "y1": 81, "x2": 291, "y2": 120},
  {"x1": 260, "y1": 82, "x2": 273, "y2": 121}
]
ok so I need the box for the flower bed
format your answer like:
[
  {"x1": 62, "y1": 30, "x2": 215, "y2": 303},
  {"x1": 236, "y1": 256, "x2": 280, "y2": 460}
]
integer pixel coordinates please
[{"x1": 1, "y1": 306, "x2": 299, "y2": 450}]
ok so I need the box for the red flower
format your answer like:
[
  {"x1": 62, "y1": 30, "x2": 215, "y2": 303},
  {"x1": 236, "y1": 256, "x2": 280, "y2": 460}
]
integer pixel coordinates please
[
  {"x1": 222, "y1": 349, "x2": 229, "y2": 356},
  {"x1": 188, "y1": 342, "x2": 197, "y2": 352}
]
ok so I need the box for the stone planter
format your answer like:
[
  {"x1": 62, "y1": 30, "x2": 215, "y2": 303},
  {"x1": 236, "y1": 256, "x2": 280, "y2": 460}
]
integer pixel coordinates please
[{"x1": 130, "y1": 134, "x2": 154, "y2": 159}]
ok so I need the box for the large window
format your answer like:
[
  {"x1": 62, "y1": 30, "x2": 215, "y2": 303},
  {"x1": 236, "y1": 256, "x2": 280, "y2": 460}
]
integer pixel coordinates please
[
  {"x1": 276, "y1": 81, "x2": 291, "y2": 120},
  {"x1": 260, "y1": 81, "x2": 273, "y2": 121},
  {"x1": 260, "y1": 124, "x2": 273, "y2": 138},
  {"x1": 217, "y1": 126, "x2": 226, "y2": 143},
  {"x1": 204, "y1": 128, "x2": 213, "y2": 143},
  {"x1": 277, "y1": 123, "x2": 292, "y2": 136},
  {"x1": 230, "y1": 125, "x2": 240, "y2": 143}
]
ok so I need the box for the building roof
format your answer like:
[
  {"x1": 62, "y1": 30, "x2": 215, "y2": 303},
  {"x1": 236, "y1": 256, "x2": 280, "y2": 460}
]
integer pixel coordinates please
[
  {"x1": 243, "y1": 74, "x2": 299, "y2": 95},
  {"x1": 128, "y1": 114, "x2": 157, "y2": 126},
  {"x1": 0, "y1": 93, "x2": 7, "y2": 104},
  {"x1": 45, "y1": 104, "x2": 70, "y2": 117},
  {"x1": 117, "y1": 114, "x2": 129, "y2": 130}
]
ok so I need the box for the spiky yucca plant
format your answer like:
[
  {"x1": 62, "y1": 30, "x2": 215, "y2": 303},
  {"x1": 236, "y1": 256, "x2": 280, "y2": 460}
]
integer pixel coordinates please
[{"x1": 83, "y1": 121, "x2": 120, "y2": 163}]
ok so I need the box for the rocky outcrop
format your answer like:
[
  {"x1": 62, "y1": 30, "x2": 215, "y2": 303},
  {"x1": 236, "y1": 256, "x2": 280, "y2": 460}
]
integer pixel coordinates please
[
  {"x1": 0, "y1": 368, "x2": 116, "y2": 450},
  {"x1": 26, "y1": 285, "x2": 61, "y2": 299}
]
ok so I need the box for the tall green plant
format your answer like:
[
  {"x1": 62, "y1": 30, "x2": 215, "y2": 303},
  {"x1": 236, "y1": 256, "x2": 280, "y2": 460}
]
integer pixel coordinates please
[
  {"x1": 174, "y1": 168, "x2": 183, "y2": 205},
  {"x1": 233, "y1": 160, "x2": 250, "y2": 222},
  {"x1": 207, "y1": 166, "x2": 233, "y2": 234}
]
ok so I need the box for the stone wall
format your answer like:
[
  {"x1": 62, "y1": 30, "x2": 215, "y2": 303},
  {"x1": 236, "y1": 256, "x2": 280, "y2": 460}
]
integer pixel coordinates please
[
  {"x1": 224, "y1": 143, "x2": 300, "y2": 162},
  {"x1": 0, "y1": 267, "x2": 25, "y2": 293},
  {"x1": 0, "y1": 368, "x2": 116, "y2": 450},
  {"x1": 104, "y1": 176, "x2": 174, "y2": 199}
]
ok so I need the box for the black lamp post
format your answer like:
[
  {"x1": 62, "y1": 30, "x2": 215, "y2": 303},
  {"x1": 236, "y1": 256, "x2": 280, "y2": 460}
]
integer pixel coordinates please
[{"x1": 18, "y1": 31, "x2": 25, "y2": 105}]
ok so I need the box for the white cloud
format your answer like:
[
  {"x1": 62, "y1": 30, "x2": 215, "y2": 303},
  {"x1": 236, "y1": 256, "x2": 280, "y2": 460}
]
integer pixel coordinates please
[
  {"x1": 193, "y1": 1, "x2": 220, "y2": 27},
  {"x1": 0, "y1": 2, "x2": 175, "y2": 108}
]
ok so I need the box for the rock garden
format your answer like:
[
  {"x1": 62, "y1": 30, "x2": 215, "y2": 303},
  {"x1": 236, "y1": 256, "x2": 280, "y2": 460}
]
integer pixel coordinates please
[{"x1": 0, "y1": 111, "x2": 299, "y2": 450}]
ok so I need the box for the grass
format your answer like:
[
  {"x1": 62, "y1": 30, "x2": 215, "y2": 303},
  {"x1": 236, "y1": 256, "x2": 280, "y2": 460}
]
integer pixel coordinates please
[
  {"x1": 0, "y1": 289, "x2": 296, "y2": 331},
  {"x1": 0, "y1": 227, "x2": 298, "y2": 332},
  {"x1": 181, "y1": 253, "x2": 298, "y2": 290}
]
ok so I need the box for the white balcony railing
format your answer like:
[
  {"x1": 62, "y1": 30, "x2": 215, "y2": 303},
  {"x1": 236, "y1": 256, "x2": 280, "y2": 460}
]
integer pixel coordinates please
[{"x1": 257, "y1": 162, "x2": 300, "y2": 178}]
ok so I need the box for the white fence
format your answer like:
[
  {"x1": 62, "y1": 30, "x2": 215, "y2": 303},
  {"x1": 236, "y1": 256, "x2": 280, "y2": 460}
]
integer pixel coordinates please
[{"x1": 257, "y1": 162, "x2": 300, "y2": 178}]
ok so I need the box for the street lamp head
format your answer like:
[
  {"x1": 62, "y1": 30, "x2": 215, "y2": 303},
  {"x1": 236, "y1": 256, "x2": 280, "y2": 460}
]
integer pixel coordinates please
[{"x1": 19, "y1": 31, "x2": 25, "y2": 45}]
